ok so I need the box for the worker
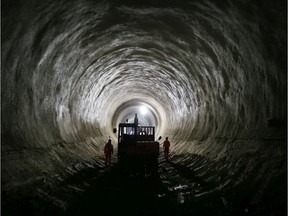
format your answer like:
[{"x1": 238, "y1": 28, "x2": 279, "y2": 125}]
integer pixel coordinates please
[
  {"x1": 163, "y1": 137, "x2": 170, "y2": 160},
  {"x1": 104, "y1": 139, "x2": 113, "y2": 166}
]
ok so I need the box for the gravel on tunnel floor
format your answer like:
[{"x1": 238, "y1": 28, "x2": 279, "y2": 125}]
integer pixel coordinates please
[{"x1": 3, "y1": 154, "x2": 286, "y2": 216}]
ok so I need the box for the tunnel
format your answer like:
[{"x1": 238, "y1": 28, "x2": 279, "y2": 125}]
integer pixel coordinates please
[{"x1": 1, "y1": 0, "x2": 287, "y2": 215}]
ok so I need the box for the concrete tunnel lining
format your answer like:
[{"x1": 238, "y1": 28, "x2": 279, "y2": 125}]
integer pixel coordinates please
[{"x1": 1, "y1": 0, "x2": 287, "y2": 215}]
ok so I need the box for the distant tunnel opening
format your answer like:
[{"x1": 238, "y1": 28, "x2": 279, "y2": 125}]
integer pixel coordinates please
[{"x1": 1, "y1": 0, "x2": 287, "y2": 215}]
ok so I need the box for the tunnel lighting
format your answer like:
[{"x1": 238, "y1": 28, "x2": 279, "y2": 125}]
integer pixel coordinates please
[{"x1": 140, "y1": 105, "x2": 148, "y2": 115}]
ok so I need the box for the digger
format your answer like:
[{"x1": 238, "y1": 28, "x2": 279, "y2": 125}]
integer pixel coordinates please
[{"x1": 115, "y1": 113, "x2": 161, "y2": 174}]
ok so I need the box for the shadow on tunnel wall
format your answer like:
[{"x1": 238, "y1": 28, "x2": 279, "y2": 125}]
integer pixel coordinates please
[{"x1": 1, "y1": 120, "x2": 107, "y2": 191}]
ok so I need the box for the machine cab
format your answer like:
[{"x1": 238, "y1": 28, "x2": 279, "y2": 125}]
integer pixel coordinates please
[{"x1": 116, "y1": 113, "x2": 160, "y2": 165}]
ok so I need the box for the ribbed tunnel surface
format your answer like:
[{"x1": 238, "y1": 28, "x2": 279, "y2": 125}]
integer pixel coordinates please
[{"x1": 1, "y1": 0, "x2": 287, "y2": 215}]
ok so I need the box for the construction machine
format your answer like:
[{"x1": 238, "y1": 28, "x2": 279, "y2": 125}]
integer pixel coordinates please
[{"x1": 115, "y1": 113, "x2": 160, "y2": 173}]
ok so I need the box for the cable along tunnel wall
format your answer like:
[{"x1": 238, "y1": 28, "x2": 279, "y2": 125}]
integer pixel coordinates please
[{"x1": 1, "y1": 0, "x2": 287, "y2": 214}]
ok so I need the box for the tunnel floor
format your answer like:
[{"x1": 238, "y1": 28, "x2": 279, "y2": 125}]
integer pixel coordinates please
[
  {"x1": 66, "y1": 164, "x2": 178, "y2": 216},
  {"x1": 2, "y1": 155, "x2": 286, "y2": 216}
]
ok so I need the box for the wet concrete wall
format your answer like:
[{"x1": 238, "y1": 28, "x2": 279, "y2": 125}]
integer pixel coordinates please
[{"x1": 1, "y1": 0, "x2": 286, "y2": 211}]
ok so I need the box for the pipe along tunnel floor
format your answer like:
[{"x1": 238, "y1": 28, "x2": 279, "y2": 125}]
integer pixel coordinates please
[{"x1": 2, "y1": 155, "x2": 286, "y2": 216}]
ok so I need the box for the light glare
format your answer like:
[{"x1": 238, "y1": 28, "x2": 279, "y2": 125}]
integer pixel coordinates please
[{"x1": 140, "y1": 106, "x2": 148, "y2": 115}]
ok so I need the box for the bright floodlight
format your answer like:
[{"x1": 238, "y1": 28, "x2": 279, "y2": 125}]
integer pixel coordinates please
[{"x1": 140, "y1": 106, "x2": 148, "y2": 115}]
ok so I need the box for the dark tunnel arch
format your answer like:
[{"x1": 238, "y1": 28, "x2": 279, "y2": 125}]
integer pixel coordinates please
[{"x1": 1, "y1": 0, "x2": 287, "y2": 215}]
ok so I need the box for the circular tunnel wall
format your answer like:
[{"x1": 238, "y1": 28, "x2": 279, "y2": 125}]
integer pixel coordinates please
[{"x1": 1, "y1": 0, "x2": 286, "y2": 192}]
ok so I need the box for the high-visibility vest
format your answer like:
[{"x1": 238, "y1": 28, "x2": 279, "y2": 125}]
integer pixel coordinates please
[{"x1": 104, "y1": 143, "x2": 113, "y2": 154}]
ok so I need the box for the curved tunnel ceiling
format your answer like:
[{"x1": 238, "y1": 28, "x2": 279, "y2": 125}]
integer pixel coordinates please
[{"x1": 1, "y1": 0, "x2": 287, "y2": 189}]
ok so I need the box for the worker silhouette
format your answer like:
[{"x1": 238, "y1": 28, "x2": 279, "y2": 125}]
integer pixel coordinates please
[
  {"x1": 163, "y1": 137, "x2": 170, "y2": 160},
  {"x1": 104, "y1": 139, "x2": 113, "y2": 166}
]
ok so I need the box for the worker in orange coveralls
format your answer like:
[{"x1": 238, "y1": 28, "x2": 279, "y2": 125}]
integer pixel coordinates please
[
  {"x1": 163, "y1": 137, "x2": 170, "y2": 160},
  {"x1": 104, "y1": 139, "x2": 113, "y2": 166}
]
